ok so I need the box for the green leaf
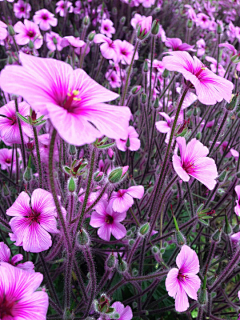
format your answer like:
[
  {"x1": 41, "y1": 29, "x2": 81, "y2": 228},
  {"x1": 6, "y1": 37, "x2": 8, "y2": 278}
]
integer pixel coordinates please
[
  {"x1": 16, "y1": 112, "x2": 29, "y2": 124},
  {"x1": 34, "y1": 120, "x2": 46, "y2": 126},
  {"x1": 96, "y1": 142, "x2": 115, "y2": 149}
]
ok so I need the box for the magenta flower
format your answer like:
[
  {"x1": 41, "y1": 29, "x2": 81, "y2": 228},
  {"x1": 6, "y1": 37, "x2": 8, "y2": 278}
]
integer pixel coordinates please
[
  {"x1": 14, "y1": 19, "x2": 43, "y2": 49},
  {"x1": 131, "y1": 14, "x2": 152, "y2": 34},
  {"x1": 0, "y1": 52, "x2": 131, "y2": 146},
  {"x1": 94, "y1": 34, "x2": 118, "y2": 61},
  {"x1": 0, "y1": 148, "x2": 21, "y2": 172},
  {"x1": 6, "y1": 189, "x2": 63, "y2": 253},
  {"x1": 162, "y1": 51, "x2": 233, "y2": 105},
  {"x1": 13, "y1": 0, "x2": 31, "y2": 19},
  {"x1": 110, "y1": 186, "x2": 144, "y2": 213},
  {"x1": 56, "y1": 0, "x2": 73, "y2": 16},
  {"x1": 165, "y1": 245, "x2": 201, "y2": 312},
  {"x1": 116, "y1": 126, "x2": 141, "y2": 152},
  {"x1": 33, "y1": 9, "x2": 58, "y2": 31},
  {"x1": 90, "y1": 200, "x2": 127, "y2": 241},
  {"x1": 78, "y1": 187, "x2": 108, "y2": 210},
  {"x1": 205, "y1": 56, "x2": 225, "y2": 78},
  {"x1": 0, "y1": 21, "x2": 7, "y2": 41},
  {"x1": 100, "y1": 19, "x2": 115, "y2": 38},
  {"x1": 45, "y1": 31, "x2": 63, "y2": 51},
  {"x1": 61, "y1": 36, "x2": 89, "y2": 55},
  {"x1": 115, "y1": 40, "x2": 139, "y2": 65},
  {"x1": 165, "y1": 38, "x2": 195, "y2": 52},
  {"x1": 234, "y1": 186, "x2": 240, "y2": 216},
  {"x1": 105, "y1": 70, "x2": 121, "y2": 88},
  {"x1": 196, "y1": 13, "x2": 210, "y2": 29},
  {"x1": 0, "y1": 100, "x2": 32, "y2": 145},
  {"x1": 196, "y1": 39, "x2": 206, "y2": 57},
  {"x1": 0, "y1": 242, "x2": 34, "y2": 273},
  {"x1": 173, "y1": 137, "x2": 218, "y2": 190},
  {"x1": 0, "y1": 262, "x2": 48, "y2": 320}
]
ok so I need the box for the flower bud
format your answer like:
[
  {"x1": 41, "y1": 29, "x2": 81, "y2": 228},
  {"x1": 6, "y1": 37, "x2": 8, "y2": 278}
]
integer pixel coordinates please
[
  {"x1": 196, "y1": 132, "x2": 202, "y2": 140},
  {"x1": 113, "y1": 313, "x2": 120, "y2": 319},
  {"x1": 151, "y1": 19, "x2": 160, "y2": 35},
  {"x1": 106, "y1": 254, "x2": 116, "y2": 269},
  {"x1": 108, "y1": 166, "x2": 128, "y2": 183},
  {"x1": 112, "y1": 7, "x2": 117, "y2": 15},
  {"x1": 187, "y1": 19, "x2": 193, "y2": 28},
  {"x1": 217, "y1": 24, "x2": 222, "y2": 34},
  {"x1": 153, "y1": 97, "x2": 159, "y2": 109},
  {"x1": 224, "y1": 215, "x2": 232, "y2": 235},
  {"x1": 117, "y1": 259, "x2": 128, "y2": 273},
  {"x1": 131, "y1": 226, "x2": 136, "y2": 233},
  {"x1": 2, "y1": 184, "x2": 10, "y2": 198},
  {"x1": 193, "y1": 107, "x2": 200, "y2": 116},
  {"x1": 128, "y1": 239, "x2": 134, "y2": 246},
  {"x1": 141, "y1": 93, "x2": 147, "y2": 104},
  {"x1": 8, "y1": 25, "x2": 15, "y2": 36},
  {"x1": 159, "y1": 248, "x2": 165, "y2": 255},
  {"x1": 83, "y1": 15, "x2": 90, "y2": 26},
  {"x1": 198, "y1": 287, "x2": 208, "y2": 305},
  {"x1": 120, "y1": 16, "x2": 126, "y2": 25},
  {"x1": 152, "y1": 246, "x2": 159, "y2": 254},
  {"x1": 143, "y1": 60, "x2": 149, "y2": 73},
  {"x1": 68, "y1": 177, "x2": 76, "y2": 193},
  {"x1": 132, "y1": 302, "x2": 137, "y2": 309},
  {"x1": 94, "y1": 171, "x2": 104, "y2": 182},
  {"x1": 88, "y1": 31, "x2": 95, "y2": 42},
  {"x1": 186, "y1": 109, "x2": 193, "y2": 117},
  {"x1": 108, "y1": 148, "x2": 114, "y2": 160},
  {"x1": 76, "y1": 228, "x2": 90, "y2": 247},
  {"x1": 68, "y1": 145, "x2": 76, "y2": 156},
  {"x1": 176, "y1": 230, "x2": 186, "y2": 246},
  {"x1": 28, "y1": 40, "x2": 34, "y2": 49},
  {"x1": 139, "y1": 222, "x2": 150, "y2": 237},
  {"x1": 23, "y1": 167, "x2": 33, "y2": 182},
  {"x1": 131, "y1": 85, "x2": 142, "y2": 95}
]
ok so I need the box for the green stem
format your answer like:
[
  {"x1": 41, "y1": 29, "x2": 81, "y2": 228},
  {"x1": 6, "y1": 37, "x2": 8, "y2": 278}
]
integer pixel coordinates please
[
  {"x1": 49, "y1": 129, "x2": 71, "y2": 250},
  {"x1": 129, "y1": 207, "x2": 140, "y2": 227},
  {"x1": 120, "y1": 40, "x2": 139, "y2": 105},
  {"x1": 15, "y1": 99, "x2": 26, "y2": 168},
  {"x1": 147, "y1": 37, "x2": 155, "y2": 111},
  {"x1": 33, "y1": 126, "x2": 43, "y2": 188}
]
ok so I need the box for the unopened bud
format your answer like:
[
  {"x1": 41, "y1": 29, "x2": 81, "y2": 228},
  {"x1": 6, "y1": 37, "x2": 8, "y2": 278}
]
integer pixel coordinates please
[
  {"x1": 112, "y1": 7, "x2": 117, "y2": 15},
  {"x1": 69, "y1": 144, "x2": 76, "y2": 156},
  {"x1": 106, "y1": 254, "x2": 116, "y2": 269},
  {"x1": 152, "y1": 246, "x2": 159, "y2": 254},
  {"x1": 212, "y1": 229, "x2": 221, "y2": 242},
  {"x1": 2, "y1": 184, "x2": 10, "y2": 198},
  {"x1": 126, "y1": 137, "x2": 130, "y2": 148},
  {"x1": 131, "y1": 85, "x2": 142, "y2": 95},
  {"x1": 139, "y1": 222, "x2": 150, "y2": 236},
  {"x1": 176, "y1": 230, "x2": 186, "y2": 246},
  {"x1": 88, "y1": 31, "x2": 95, "y2": 42},
  {"x1": 120, "y1": 16, "x2": 126, "y2": 25},
  {"x1": 129, "y1": 239, "x2": 134, "y2": 246},
  {"x1": 196, "y1": 132, "x2": 202, "y2": 140},
  {"x1": 143, "y1": 60, "x2": 149, "y2": 73},
  {"x1": 224, "y1": 215, "x2": 232, "y2": 235},
  {"x1": 108, "y1": 166, "x2": 128, "y2": 183},
  {"x1": 76, "y1": 228, "x2": 90, "y2": 247},
  {"x1": 132, "y1": 268, "x2": 138, "y2": 276},
  {"x1": 193, "y1": 107, "x2": 200, "y2": 116},
  {"x1": 151, "y1": 19, "x2": 160, "y2": 35},
  {"x1": 187, "y1": 19, "x2": 193, "y2": 28},
  {"x1": 141, "y1": 93, "x2": 147, "y2": 104},
  {"x1": 28, "y1": 40, "x2": 34, "y2": 49},
  {"x1": 94, "y1": 171, "x2": 104, "y2": 182},
  {"x1": 217, "y1": 24, "x2": 222, "y2": 34},
  {"x1": 162, "y1": 69, "x2": 169, "y2": 78},
  {"x1": 132, "y1": 302, "x2": 137, "y2": 309},
  {"x1": 113, "y1": 313, "x2": 120, "y2": 319},
  {"x1": 198, "y1": 287, "x2": 208, "y2": 305},
  {"x1": 83, "y1": 15, "x2": 90, "y2": 26},
  {"x1": 117, "y1": 259, "x2": 128, "y2": 273},
  {"x1": 68, "y1": 177, "x2": 76, "y2": 193},
  {"x1": 23, "y1": 167, "x2": 32, "y2": 182},
  {"x1": 8, "y1": 25, "x2": 15, "y2": 36},
  {"x1": 108, "y1": 148, "x2": 114, "y2": 160},
  {"x1": 154, "y1": 97, "x2": 159, "y2": 109}
]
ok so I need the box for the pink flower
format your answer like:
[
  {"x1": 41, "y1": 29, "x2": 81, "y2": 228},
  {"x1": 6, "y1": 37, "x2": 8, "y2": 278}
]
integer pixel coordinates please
[
  {"x1": 0, "y1": 21, "x2": 7, "y2": 41},
  {"x1": 131, "y1": 13, "x2": 152, "y2": 35},
  {"x1": 6, "y1": 189, "x2": 63, "y2": 253},
  {"x1": 94, "y1": 34, "x2": 118, "y2": 61},
  {"x1": 100, "y1": 19, "x2": 115, "y2": 38},
  {"x1": 110, "y1": 186, "x2": 144, "y2": 213},
  {"x1": 0, "y1": 242, "x2": 34, "y2": 273},
  {"x1": 230, "y1": 148, "x2": 239, "y2": 161},
  {"x1": 227, "y1": 22, "x2": 237, "y2": 42},
  {"x1": 184, "y1": 5, "x2": 197, "y2": 21},
  {"x1": 0, "y1": 148, "x2": 22, "y2": 172},
  {"x1": 196, "y1": 13, "x2": 210, "y2": 29},
  {"x1": 45, "y1": 31, "x2": 63, "y2": 51},
  {"x1": 78, "y1": 187, "x2": 108, "y2": 210},
  {"x1": 219, "y1": 42, "x2": 237, "y2": 56},
  {"x1": 166, "y1": 245, "x2": 201, "y2": 312},
  {"x1": 141, "y1": 0, "x2": 155, "y2": 8},
  {"x1": 0, "y1": 100, "x2": 32, "y2": 145},
  {"x1": 115, "y1": 40, "x2": 139, "y2": 65},
  {"x1": 90, "y1": 200, "x2": 127, "y2": 241},
  {"x1": 116, "y1": 126, "x2": 141, "y2": 152},
  {"x1": 234, "y1": 186, "x2": 240, "y2": 216},
  {"x1": 33, "y1": 133, "x2": 59, "y2": 164},
  {"x1": 56, "y1": 0, "x2": 73, "y2": 17},
  {"x1": 165, "y1": 38, "x2": 195, "y2": 52},
  {"x1": 33, "y1": 9, "x2": 58, "y2": 31},
  {"x1": 99, "y1": 302, "x2": 133, "y2": 320},
  {"x1": 0, "y1": 262, "x2": 48, "y2": 320},
  {"x1": 162, "y1": 51, "x2": 234, "y2": 105},
  {"x1": 13, "y1": 0, "x2": 31, "y2": 19},
  {"x1": 61, "y1": 36, "x2": 89, "y2": 55},
  {"x1": 105, "y1": 70, "x2": 121, "y2": 88},
  {"x1": 0, "y1": 52, "x2": 131, "y2": 146},
  {"x1": 14, "y1": 19, "x2": 43, "y2": 49},
  {"x1": 205, "y1": 56, "x2": 225, "y2": 77},
  {"x1": 196, "y1": 39, "x2": 206, "y2": 57},
  {"x1": 231, "y1": 231, "x2": 240, "y2": 244},
  {"x1": 173, "y1": 137, "x2": 218, "y2": 190}
]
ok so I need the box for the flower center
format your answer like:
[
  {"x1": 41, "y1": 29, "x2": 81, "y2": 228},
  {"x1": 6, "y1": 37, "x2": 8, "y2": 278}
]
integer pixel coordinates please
[
  {"x1": 62, "y1": 89, "x2": 81, "y2": 112},
  {"x1": 105, "y1": 214, "x2": 114, "y2": 224},
  {"x1": 194, "y1": 66, "x2": 206, "y2": 79},
  {"x1": 20, "y1": 6, "x2": 25, "y2": 12},
  {"x1": 182, "y1": 161, "x2": 194, "y2": 174},
  {"x1": 41, "y1": 14, "x2": 49, "y2": 20},
  {"x1": 27, "y1": 30, "x2": 36, "y2": 38},
  {"x1": 0, "y1": 296, "x2": 15, "y2": 318},
  {"x1": 177, "y1": 272, "x2": 187, "y2": 282},
  {"x1": 121, "y1": 49, "x2": 127, "y2": 56},
  {"x1": 5, "y1": 158, "x2": 11, "y2": 164},
  {"x1": 25, "y1": 209, "x2": 41, "y2": 224}
]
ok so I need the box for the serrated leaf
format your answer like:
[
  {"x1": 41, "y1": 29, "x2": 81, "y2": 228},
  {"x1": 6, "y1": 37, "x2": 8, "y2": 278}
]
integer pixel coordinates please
[{"x1": 16, "y1": 112, "x2": 29, "y2": 124}]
